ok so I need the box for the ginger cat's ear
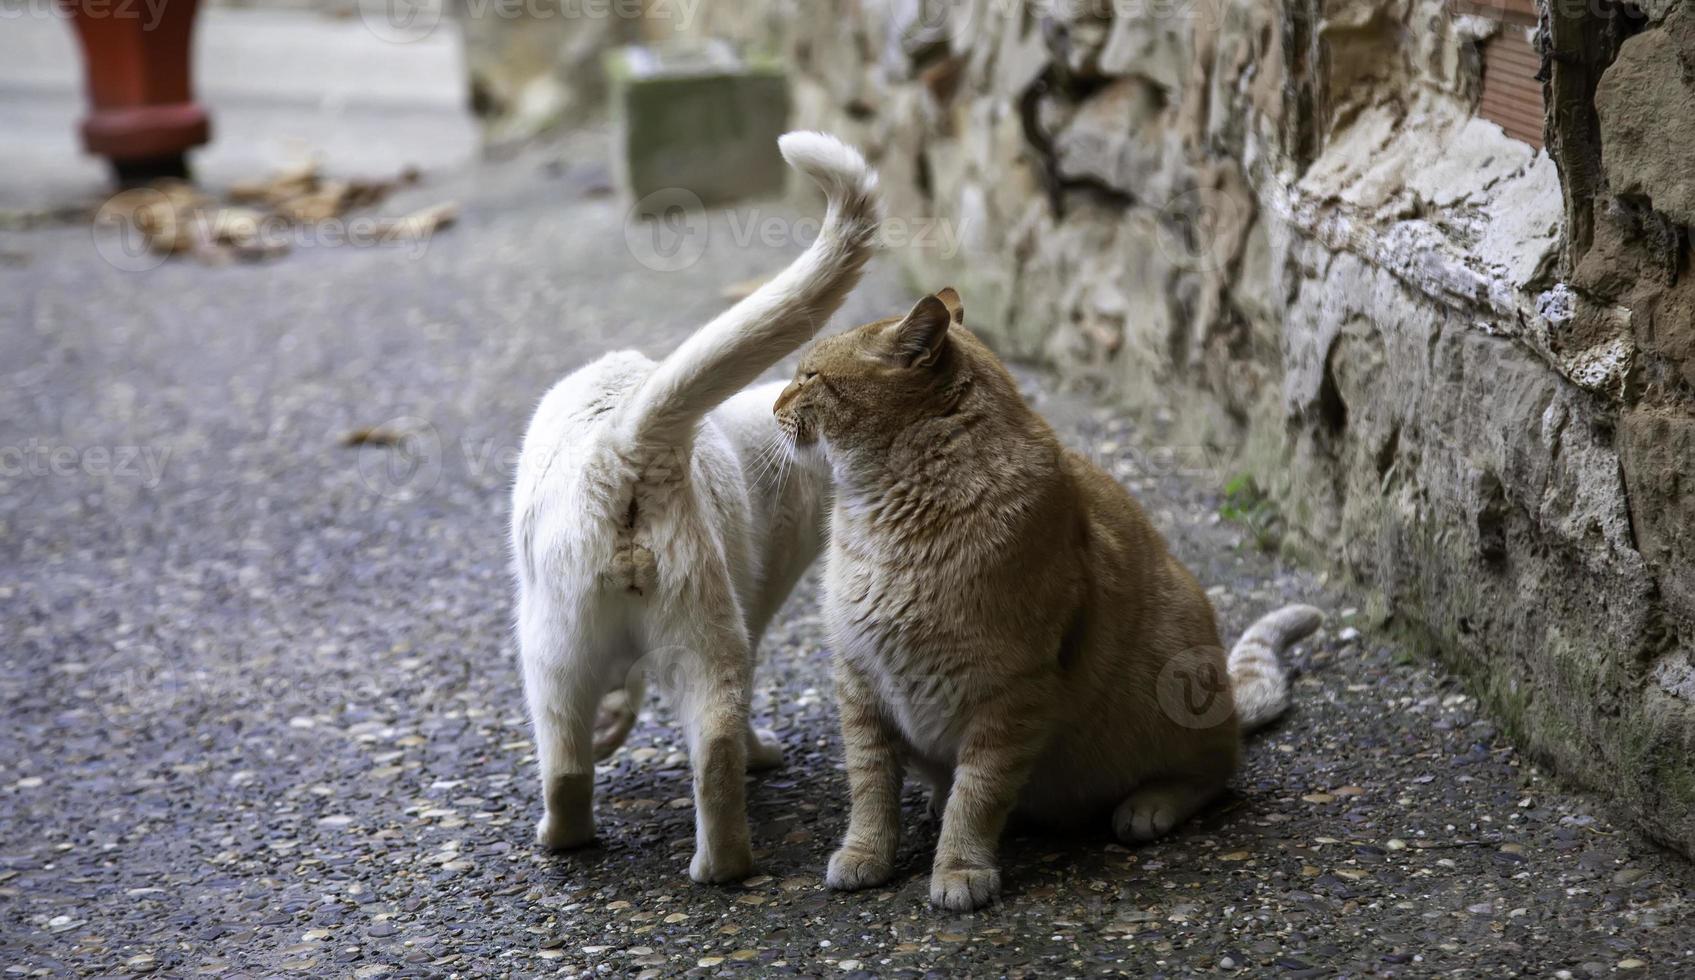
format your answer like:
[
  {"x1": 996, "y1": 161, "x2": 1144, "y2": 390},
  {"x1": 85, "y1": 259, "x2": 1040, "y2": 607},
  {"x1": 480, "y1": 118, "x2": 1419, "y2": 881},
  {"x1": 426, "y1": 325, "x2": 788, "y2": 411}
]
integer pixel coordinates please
[
  {"x1": 934, "y1": 287, "x2": 964, "y2": 325},
  {"x1": 891, "y1": 293, "x2": 953, "y2": 367}
]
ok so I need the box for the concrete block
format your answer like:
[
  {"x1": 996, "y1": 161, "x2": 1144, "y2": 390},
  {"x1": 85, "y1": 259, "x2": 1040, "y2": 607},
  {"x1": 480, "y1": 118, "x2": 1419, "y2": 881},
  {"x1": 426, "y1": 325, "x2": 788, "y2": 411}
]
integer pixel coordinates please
[{"x1": 607, "y1": 40, "x2": 790, "y2": 206}]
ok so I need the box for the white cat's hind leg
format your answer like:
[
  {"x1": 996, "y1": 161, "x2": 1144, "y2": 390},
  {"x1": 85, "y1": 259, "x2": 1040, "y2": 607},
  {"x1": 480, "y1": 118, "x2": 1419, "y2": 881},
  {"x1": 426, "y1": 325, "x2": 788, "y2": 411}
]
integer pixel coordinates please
[
  {"x1": 651, "y1": 618, "x2": 756, "y2": 884},
  {"x1": 1111, "y1": 776, "x2": 1225, "y2": 844},
  {"x1": 520, "y1": 598, "x2": 616, "y2": 852}
]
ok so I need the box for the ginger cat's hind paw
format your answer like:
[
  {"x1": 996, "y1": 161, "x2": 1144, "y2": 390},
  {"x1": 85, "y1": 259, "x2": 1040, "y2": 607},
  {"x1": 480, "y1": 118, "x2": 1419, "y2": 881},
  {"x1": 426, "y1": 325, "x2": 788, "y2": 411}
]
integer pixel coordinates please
[
  {"x1": 1113, "y1": 798, "x2": 1180, "y2": 842},
  {"x1": 745, "y1": 727, "x2": 785, "y2": 771},
  {"x1": 826, "y1": 844, "x2": 895, "y2": 891},
  {"x1": 929, "y1": 867, "x2": 1000, "y2": 911},
  {"x1": 1112, "y1": 778, "x2": 1221, "y2": 843},
  {"x1": 591, "y1": 694, "x2": 638, "y2": 762}
]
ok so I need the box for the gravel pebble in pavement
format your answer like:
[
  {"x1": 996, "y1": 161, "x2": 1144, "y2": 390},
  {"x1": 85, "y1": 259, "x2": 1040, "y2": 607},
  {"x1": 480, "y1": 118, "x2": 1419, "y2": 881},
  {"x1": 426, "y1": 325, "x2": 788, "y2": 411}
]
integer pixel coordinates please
[{"x1": 2, "y1": 137, "x2": 1692, "y2": 977}]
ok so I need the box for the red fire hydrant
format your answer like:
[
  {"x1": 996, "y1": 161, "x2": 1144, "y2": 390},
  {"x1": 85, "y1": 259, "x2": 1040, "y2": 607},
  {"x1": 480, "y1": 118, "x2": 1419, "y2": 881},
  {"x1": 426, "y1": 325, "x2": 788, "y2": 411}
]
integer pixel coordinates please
[{"x1": 60, "y1": 0, "x2": 212, "y2": 184}]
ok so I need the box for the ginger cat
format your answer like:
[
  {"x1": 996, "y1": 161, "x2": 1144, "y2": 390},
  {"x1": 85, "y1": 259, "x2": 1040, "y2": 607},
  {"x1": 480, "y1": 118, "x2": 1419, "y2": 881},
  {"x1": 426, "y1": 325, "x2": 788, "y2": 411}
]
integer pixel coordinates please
[{"x1": 773, "y1": 288, "x2": 1321, "y2": 910}]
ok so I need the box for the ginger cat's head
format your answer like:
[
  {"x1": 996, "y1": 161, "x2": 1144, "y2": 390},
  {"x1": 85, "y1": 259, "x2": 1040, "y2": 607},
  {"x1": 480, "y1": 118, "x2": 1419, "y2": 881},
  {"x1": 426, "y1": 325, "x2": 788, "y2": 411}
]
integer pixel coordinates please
[{"x1": 773, "y1": 287, "x2": 977, "y2": 452}]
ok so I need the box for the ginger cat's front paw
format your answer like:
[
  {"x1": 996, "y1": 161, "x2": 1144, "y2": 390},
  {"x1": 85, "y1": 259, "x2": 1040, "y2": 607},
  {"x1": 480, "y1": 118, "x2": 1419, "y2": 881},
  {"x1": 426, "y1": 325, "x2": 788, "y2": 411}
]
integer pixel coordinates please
[
  {"x1": 689, "y1": 843, "x2": 754, "y2": 884},
  {"x1": 535, "y1": 812, "x2": 595, "y2": 851},
  {"x1": 929, "y1": 866, "x2": 1000, "y2": 911},
  {"x1": 825, "y1": 843, "x2": 895, "y2": 891}
]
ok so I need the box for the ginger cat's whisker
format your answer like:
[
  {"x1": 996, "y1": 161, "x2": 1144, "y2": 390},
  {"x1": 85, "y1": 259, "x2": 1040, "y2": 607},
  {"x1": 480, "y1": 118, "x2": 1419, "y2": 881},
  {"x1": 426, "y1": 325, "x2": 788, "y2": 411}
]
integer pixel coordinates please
[{"x1": 752, "y1": 435, "x2": 790, "y2": 490}]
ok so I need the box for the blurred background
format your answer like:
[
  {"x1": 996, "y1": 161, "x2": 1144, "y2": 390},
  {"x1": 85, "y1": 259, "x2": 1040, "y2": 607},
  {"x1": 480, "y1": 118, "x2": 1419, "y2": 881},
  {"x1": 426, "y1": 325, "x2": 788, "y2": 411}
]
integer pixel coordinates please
[{"x1": 3, "y1": 0, "x2": 1694, "y2": 974}]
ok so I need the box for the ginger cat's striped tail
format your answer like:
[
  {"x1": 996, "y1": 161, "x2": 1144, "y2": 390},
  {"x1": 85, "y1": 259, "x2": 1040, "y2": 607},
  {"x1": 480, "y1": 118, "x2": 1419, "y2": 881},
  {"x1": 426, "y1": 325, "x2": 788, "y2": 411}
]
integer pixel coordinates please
[
  {"x1": 1230, "y1": 604, "x2": 1323, "y2": 730},
  {"x1": 617, "y1": 132, "x2": 881, "y2": 448}
]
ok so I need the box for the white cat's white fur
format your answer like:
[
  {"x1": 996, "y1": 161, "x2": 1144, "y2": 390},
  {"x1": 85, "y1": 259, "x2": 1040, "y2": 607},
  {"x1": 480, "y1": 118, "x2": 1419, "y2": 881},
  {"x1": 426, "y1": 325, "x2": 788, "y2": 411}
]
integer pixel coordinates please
[{"x1": 511, "y1": 132, "x2": 879, "y2": 883}]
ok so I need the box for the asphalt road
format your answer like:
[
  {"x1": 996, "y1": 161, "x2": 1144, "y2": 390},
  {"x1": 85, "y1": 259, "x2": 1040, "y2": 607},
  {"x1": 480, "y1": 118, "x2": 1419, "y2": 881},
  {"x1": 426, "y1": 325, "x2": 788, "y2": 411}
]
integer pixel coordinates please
[{"x1": 2, "y1": 137, "x2": 1692, "y2": 978}]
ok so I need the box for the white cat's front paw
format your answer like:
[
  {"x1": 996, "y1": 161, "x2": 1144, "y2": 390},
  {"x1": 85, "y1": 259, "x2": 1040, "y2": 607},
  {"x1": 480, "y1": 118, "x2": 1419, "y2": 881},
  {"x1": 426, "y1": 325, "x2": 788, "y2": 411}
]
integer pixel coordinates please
[
  {"x1": 689, "y1": 842, "x2": 754, "y2": 884},
  {"x1": 535, "y1": 812, "x2": 595, "y2": 851},
  {"x1": 745, "y1": 728, "x2": 784, "y2": 771},
  {"x1": 825, "y1": 843, "x2": 894, "y2": 891},
  {"x1": 929, "y1": 866, "x2": 1000, "y2": 911}
]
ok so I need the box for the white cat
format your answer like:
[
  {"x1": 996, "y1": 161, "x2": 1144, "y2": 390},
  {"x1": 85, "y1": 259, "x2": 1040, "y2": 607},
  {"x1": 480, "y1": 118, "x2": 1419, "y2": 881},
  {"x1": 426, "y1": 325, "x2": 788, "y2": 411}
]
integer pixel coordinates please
[{"x1": 510, "y1": 132, "x2": 879, "y2": 883}]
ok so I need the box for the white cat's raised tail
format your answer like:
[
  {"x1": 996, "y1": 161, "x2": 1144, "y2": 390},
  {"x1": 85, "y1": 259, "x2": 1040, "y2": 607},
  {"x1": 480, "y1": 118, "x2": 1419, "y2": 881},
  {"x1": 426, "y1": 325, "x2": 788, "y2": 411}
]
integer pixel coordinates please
[{"x1": 617, "y1": 133, "x2": 880, "y2": 448}]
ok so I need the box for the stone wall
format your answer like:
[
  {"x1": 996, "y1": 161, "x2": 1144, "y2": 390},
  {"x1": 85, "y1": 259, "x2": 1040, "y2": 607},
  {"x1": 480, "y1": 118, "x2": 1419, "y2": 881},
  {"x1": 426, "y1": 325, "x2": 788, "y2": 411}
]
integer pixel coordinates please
[{"x1": 691, "y1": 0, "x2": 1695, "y2": 851}]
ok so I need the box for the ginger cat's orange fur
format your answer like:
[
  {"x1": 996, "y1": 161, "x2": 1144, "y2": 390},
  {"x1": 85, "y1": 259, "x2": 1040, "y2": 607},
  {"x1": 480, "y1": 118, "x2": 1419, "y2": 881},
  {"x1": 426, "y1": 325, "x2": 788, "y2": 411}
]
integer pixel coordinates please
[{"x1": 774, "y1": 288, "x2": 1321, "y2": 910}]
